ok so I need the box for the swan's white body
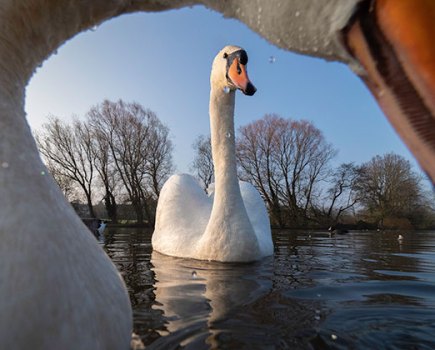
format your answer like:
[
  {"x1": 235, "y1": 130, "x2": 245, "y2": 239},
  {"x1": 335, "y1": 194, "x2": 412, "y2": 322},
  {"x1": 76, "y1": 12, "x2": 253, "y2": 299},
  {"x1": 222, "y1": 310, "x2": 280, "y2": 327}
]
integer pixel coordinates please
[
  {"x1": 153, "y1": 175, "x2": 273, "y2": 261},
  {"x1": 152, "y1": 46, "x2": 273, "y2": 262}
]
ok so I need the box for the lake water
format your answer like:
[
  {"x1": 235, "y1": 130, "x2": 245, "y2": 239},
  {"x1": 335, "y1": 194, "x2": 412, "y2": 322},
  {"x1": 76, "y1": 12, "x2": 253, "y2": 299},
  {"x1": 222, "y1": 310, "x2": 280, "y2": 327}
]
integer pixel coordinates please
[{"x1": 103, "y1": 229, "x2": 435, "y2": 349}]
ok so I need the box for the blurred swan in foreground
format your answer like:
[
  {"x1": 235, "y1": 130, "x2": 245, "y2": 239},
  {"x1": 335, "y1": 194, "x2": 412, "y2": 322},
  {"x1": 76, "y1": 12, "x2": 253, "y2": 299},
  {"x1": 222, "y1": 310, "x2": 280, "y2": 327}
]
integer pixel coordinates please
[
  {"x1": 201, "y1": 0, "x2": 435, "y2": 182},
  {"x1": 152, "y1": 46, "x2": 274, "y2": 262}
]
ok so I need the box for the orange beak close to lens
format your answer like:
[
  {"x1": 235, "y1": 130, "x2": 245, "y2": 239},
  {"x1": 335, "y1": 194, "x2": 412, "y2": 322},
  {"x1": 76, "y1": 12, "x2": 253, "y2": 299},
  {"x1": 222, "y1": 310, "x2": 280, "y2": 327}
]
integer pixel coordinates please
[
  {"x1": 345, "y1": 0, "x2": 435, "y2": 182},
  {"x1": 228, "y1": 58, "x2": 256, "y2": 96}
]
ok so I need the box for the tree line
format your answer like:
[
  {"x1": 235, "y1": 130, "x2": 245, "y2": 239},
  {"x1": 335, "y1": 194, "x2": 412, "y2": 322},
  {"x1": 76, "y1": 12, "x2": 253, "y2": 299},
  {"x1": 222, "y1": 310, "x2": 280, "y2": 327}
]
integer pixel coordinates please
[
  {"x1": 192, "y1": 114, "x2": 435, "y2": 230},
  {"x1": 36, "y1": 100, "x2": 434, "y2": 229},
  {"x1": 36, "y1": 99, "x2": 173, "y2": 225}
]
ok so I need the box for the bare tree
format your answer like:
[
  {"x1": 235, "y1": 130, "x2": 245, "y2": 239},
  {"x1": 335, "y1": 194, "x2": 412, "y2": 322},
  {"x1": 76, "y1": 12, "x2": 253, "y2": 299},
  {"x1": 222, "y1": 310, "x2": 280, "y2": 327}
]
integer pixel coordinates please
[
  {"x1": 237, "y1": 114, "x2": 336, "y2": 227},
  {"x1": 145, "y1": 115, "x2": 174, "y2": 198},
  {"x1": 191, "y1": 135, "x2": 214, "y2": 191},
  {"x1": 88, "y1": 124, "x2": 120, "y2": 223},
  {"x1": 237, "y1": 116, "x2": 284, "y2": 226},
  {"x1": 36, "y1": 117, "x2": 96, "y2": 217},
  {"x1": 355, "y1": 153, "x2": 422, "y2": 227},
  {"x1": 45, "y1": 160, "x2": 77, "y2": 201},
  {"x1": 319, "y1": 162, "x2": 360, "y2": 225},
  {"x1": 87, "y1": 99, "x2": 173, "y2": 225}
]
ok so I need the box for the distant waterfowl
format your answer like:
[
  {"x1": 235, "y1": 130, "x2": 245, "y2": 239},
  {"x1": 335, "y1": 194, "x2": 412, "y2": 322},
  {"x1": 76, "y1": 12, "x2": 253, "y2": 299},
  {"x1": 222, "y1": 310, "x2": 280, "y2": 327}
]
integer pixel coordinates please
[
  {"x1": 97, "y1": 220, "x2": 107, "y2": 236},
  {"x1": 82, "y1": 217, "x2": 106, "y2": 239},
  {"x1": 152, "y1": 46, "x2": 274, "y2": 262},
  {"x1": 328, "y1": 226, "x2": 349, "y2": 235}
]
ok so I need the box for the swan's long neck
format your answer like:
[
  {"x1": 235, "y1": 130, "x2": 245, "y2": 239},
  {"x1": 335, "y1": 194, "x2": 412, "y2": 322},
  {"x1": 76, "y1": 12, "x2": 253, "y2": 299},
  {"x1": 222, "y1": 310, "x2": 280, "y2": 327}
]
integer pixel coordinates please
[
  {"x1": 197, "y1": 84, "x2": 260, "y2": 262},
  {"x1": 209, "y1": 87, "x2": 239, "y2": 200}
]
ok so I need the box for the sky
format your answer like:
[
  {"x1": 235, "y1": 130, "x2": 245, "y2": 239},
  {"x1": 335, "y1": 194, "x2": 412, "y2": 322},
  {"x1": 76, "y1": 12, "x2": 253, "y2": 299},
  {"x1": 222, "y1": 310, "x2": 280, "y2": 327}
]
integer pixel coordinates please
[{"x1": 25, "y1": 5, "x2": 423, "y2": 180}]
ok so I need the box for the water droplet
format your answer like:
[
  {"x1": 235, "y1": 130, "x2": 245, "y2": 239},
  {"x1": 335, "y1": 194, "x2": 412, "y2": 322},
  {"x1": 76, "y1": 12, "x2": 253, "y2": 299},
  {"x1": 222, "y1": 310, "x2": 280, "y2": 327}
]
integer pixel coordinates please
[
  {"x1": 331, "y1": 334, "x2": 338, "y2": 341},
  {"x1": 317, "y1": 293, "x2": 322, "y2": 298},
  {"x1": 315, "y1": 315, "x2": 321, "y2": 321},
  {"x1": 269, "y1": 56, "x2": 276, "y2": 64},
  {"x1": 191, "y1": 271, "x2": 197, "y2": 279},
  {"x1": 90, "y1": 25, "x2": 98, "y2": 32},
  {"x1": 295, "y1": 11, "x2": 300, "y2": 17},
  {"x1": 40, "y1": 170, "x2": 46, "y2": 176},
  {"x1": 1, "y1": 161, "x2": 9, "y2": 168},
  {"x1": 226, "y1": 132, "x2": 231, "y2": 139},
  {"x1": 223, "y1": 86, "x2": 231, "y2": 94}
]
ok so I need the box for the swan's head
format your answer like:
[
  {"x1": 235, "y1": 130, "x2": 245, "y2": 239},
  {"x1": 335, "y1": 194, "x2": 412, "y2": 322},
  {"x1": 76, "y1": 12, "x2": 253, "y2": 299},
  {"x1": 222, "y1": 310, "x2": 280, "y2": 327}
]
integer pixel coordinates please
[{"x1": 211, "y1": 45, "x2": 256, "y2": 96}]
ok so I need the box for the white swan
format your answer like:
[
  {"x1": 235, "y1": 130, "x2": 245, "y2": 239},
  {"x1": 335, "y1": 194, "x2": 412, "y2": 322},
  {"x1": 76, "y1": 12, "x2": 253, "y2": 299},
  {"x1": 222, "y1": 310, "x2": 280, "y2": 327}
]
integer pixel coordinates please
[
  {"x1": 152, "y1": 46, "x2": 274, "y2": 262},
  {"x1": 0, "y1": 6, "x2": 133, "y2": 345}
]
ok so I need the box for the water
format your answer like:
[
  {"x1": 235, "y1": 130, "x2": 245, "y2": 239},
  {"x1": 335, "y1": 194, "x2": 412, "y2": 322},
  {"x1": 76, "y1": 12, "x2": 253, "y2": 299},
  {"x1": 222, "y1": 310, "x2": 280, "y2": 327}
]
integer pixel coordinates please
[{"x1": 103, "y1": 229, "x2": 435, "y2": 349}]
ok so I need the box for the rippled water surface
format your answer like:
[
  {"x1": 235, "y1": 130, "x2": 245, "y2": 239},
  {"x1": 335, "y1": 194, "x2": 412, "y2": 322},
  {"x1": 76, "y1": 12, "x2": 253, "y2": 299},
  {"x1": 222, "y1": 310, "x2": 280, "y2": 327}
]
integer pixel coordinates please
[{"x1": 103, "y1": 229, "x2": 435, "y2": 349}]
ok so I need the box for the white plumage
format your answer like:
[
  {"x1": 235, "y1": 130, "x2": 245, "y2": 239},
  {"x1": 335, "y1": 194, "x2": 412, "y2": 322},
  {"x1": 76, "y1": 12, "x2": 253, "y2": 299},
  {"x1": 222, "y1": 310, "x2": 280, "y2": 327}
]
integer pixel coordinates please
[{"x1": 152, "y1": 46, "x2": 273, "y2": 262}]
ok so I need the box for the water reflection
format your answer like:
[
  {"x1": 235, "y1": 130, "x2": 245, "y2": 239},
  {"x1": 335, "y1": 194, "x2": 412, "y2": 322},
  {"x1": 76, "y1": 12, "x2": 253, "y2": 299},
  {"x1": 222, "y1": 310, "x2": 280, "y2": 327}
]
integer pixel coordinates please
[
  {"x1": 103, "y1": 229, "x2": 435, "y2": 349},
  {"x1": 150, "y1": 252, "x2": 273, "y2": 348}
]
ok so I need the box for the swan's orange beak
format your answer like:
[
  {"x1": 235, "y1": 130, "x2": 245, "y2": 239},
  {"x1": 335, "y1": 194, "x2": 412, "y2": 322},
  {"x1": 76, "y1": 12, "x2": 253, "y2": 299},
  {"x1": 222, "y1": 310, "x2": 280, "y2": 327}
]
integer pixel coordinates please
[
  {"x1": 345, "y1": 0, "x2": 435, "y2": 182},
  {"x1": 228, "y1": 58, "x2": 256, "y2": 96}
]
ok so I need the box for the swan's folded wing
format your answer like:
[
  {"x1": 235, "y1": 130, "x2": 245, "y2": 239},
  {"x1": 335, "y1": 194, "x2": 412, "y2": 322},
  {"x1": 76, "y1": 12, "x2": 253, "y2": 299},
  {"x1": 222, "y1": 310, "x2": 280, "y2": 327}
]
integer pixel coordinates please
[
  {"x1": 239, "y1": 181, "x2": 274, "y2": 257},
  {"x1": 152, "y1": 174, "x2": 212, "y2": 258}
]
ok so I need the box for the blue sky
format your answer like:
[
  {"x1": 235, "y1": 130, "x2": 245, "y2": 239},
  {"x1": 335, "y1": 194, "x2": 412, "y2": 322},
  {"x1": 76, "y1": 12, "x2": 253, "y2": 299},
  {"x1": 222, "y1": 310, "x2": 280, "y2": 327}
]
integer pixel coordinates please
[{"x1": 26, "y1": 6, "x2": 419, "y2": 177}]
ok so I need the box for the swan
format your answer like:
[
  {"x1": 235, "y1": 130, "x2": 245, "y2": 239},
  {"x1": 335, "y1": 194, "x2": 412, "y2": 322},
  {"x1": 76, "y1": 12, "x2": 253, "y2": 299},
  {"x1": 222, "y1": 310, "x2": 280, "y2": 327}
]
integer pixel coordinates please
[
  {"x1": 152, "y1": 46, "x2": 274, "y2": 262},
  {"x1": 97, "y1": 220, "x2": 107, "y2": 236},
  {"x1": 328, "y1": 226, "x2": 349, "y2": 235},
  {"x1": 0, "y1": 6, "x2": 133, "y2": 344}
]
